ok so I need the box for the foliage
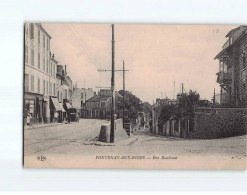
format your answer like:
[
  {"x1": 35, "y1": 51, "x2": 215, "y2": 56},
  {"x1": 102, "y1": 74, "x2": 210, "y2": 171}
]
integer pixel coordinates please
[
  {"x1": 158, "y1": 90, "x2": 203, "y2": 125},
  {"x1": 115, "y1": 90, "x2": 151, "y2": 121}
]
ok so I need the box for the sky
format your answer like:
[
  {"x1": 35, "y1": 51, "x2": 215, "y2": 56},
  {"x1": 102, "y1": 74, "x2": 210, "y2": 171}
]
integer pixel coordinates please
[{"x1": 43, "y1": 24, "x2": 237, "y2": 104}]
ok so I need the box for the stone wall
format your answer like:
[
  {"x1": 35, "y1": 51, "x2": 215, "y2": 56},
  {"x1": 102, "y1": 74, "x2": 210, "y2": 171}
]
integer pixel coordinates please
[{"x1": 188, "y1": 108, "x2": 247, "y2": 139}]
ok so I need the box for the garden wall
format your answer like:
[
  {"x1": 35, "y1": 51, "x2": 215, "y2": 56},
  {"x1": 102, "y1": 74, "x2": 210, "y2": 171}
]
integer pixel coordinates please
[{"x1": 188, "y1": 108, "x2": 247, "y2": 139}]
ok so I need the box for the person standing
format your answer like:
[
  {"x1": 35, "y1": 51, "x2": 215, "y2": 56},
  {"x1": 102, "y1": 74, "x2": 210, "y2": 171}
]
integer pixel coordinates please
[{"x1": 27, "y1": 112, "x2": 31, "y2": 126}]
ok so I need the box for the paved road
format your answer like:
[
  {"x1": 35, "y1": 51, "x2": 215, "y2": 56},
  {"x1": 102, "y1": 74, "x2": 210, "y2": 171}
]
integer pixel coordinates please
[{"x1": 24, "y1": 119, "x2": 110, "y2": 156}]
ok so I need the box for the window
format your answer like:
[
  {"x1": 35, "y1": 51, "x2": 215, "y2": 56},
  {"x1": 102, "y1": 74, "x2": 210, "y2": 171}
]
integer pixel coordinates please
[
  {"x1": 38, "y1": 30, "x2": 40, "y2": 44},
  {"x1": 30, "y1": 24, "x2": 34, "y2": 39},
  {"x1": 43, "y1": 35, "x2": 45, "y2": 48},
  {"x1": 60, "y1": 92, "x2": 62, "y2": 101},
  {"x1": 46, "y1": 59, "x2": 49, "y2": 74},
  {"x1": 47, "y1": 39, "x2": 49, "y2": 50},
  {"x1": 37, "y1": 78, "x2": 40, "y2": 93},
  {"x1": 53, "y1": 83, "x2": 55, "y2": 96},
  {"x1": 30, "y1": 75, "x2": 34, "y2": 92},
  {"x1": 101, "y1": 102, "x2": 106, "y2": 108},
  {"x1": 243, "y1": 56, "x2": 246, "y2": 68},
  {"x1": 43, "y1": 56, "x2": 45, "y2": 71},
  {"x1": 38, "y1": 53, "x2": 40, "y2": 69},
  {"x1": 25, "y1": 23, "x2": 28, "y2": 36},
  {"x1": 50, "y1": 63, "x2": 52, "y2": 76},
  {"x1": 188, "y1": 120, "x2": 194, "y2": 133},
  {"x1": 49, "y1": 82, "x2": 52, "y2": 95},
  {"x1": 25, "y1": 44, "x2": 28, "y2": 63},
  {"x1": 43, "y1": 80, "x2": 45, "y2": 94},
  {"x1": 31, "y1": 49, "x2": 34, "y2": 66},
  {"x1": 241, "y1": 70, "x2": 246, "y2": 83},
  {"x1": 57, "y1": 91, "x2": 60, "y2": 101},
  {"x1": 65, "y1": 89, "x2": 67, "y2": 99},
  {"x1": 53, "y1": 64, "x2": 55, "y2": 77},
  {"x1": 46, "y1": 81, "x2": 48, "y2": 94},
  {"x1": 81, "y1": 93, "x2": 84, "y2": 99},
  {"x1": 25, "y1": 74, "x2": 29, "y2": 91}
]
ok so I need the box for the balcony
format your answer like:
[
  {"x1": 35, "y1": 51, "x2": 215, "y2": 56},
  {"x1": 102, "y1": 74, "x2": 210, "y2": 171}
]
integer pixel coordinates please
[{"x1": 216, "y1": 71, "x2": 232, "y2": 85}]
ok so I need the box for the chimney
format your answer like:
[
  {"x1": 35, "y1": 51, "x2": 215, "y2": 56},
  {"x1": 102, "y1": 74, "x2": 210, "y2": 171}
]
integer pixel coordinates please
[
  {"x1": 52, "y1": 54, "x2": 54, "y2": 59},
  {"x1": 65, "y1": 65, "x2": 67, "y2": 73}
]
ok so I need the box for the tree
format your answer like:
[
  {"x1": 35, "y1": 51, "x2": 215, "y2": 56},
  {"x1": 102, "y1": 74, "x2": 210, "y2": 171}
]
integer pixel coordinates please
[
  {"x1": 115, "y1": 90, "x2": 149, "y2": 123},
  {"x1": 177, "y1": 90, "x2": 200, "y2": 118}
]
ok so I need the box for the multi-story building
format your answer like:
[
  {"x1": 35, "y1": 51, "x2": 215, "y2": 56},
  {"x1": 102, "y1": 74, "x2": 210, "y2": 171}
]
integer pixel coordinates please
[
  {"x1": 85, "y1": 89, "x2": 122, "y2": 119},
  {"x1": 71, "y1": 87, "x2": 95, "y2": 117},
  {"x1": 24, "y1": 23, "x2": 57, "y2": 124},
  {"x1": 214, "y1": 26, "x2": 247, "y2": 107},
  {"x1": 85, "y1": 95, "x2": 112, "y2": 119},
  {"x1": 56, "y1": 64, "x2": 73, "y2": 116}
]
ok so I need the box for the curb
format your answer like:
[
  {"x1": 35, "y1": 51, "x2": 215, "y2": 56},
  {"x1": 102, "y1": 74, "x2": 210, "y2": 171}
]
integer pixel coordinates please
[
  {"x1": 24, "y1": 123, "x2": 64, "y2": 130},
  {"x1": 83, "y1": 137, "x2": 139, "y2": 147}
]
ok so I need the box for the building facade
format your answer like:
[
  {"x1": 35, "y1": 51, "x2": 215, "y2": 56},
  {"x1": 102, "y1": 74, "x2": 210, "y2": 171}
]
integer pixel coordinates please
[
  {"x1": 24, "y1": 23, "x2": 57, "y2": 124},
  {"x1": 215, "y1": 26, "x2": 247, "y2": 107},
  {"x1": 71, "y1": 87, "x2": 95, "y2": 117},
  {"x1": 85, "y1": 95, "x2": 112, "y2": 119},
  {"x1": 84, "y1": 89, "x2": 120, "y2": 119},
  {"x1": 56, "y1": 64, "x2": 73, "y2": 119}
]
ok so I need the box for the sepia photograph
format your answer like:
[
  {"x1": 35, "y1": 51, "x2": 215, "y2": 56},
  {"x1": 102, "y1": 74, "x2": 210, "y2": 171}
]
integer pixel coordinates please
[{"x1": 23, "y1": 23, "x2": 247, "y2": 169}]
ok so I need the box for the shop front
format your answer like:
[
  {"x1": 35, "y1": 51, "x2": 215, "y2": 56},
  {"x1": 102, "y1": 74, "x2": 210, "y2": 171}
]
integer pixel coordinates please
[
  {"x1": 24, "y1": 92, "x2": 44, "y2": 125},
  {"x1": 51, "y1": 97, "x2": 66, "y2": 123}
]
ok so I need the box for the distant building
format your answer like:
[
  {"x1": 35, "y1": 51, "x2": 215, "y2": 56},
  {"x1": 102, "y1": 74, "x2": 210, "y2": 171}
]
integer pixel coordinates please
[
  {"x1": 85, "y1": 89, "x2": 122, "y2": 119},
  {"x1": 152, "y1": 98, "x2": 171, "y2": 134},
  {"x1": 214, "y1": 26, "x2": 247, "y2": 107},
  {"x1": 85, "y1": 95, "x2": 112, "y2": 119},
  {"x1": 71, "y1": 87, "x2": 95, "y2": 117}
]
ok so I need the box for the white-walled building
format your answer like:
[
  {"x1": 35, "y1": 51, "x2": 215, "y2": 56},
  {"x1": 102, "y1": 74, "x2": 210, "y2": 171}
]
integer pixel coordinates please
[{"x1": 24, "y1": 23, "x2": 59, "y2": 124}]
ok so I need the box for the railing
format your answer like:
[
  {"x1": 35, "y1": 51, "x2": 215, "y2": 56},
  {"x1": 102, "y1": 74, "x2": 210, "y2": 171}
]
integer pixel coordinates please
[
  {"x1": 216, "y1": 71, "x2": 232, "y2": 85},
  {"x1": 214, "y1": 93, "x2": 247, "y2": 108}
]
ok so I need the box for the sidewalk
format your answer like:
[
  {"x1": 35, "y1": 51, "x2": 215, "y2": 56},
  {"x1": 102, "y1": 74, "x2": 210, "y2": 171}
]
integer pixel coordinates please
[{"x1": 24, "y1": 122, "x2": 65, "y2": 130}]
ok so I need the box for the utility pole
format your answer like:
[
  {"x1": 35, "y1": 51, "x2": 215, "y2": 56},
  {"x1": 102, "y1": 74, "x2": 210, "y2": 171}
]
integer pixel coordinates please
[
  {"x1": 123, "y1": 60, "x2": 125, "y2": 128},
  {"x1": 110, "y1": 24, "x2": 115, "y2": 143},
  {"x1": 213, "y1": 88, "x2": 216, "y2": 105},
  {"x1": 97, "y1": 25, "x2": 130, "y2": 142}
]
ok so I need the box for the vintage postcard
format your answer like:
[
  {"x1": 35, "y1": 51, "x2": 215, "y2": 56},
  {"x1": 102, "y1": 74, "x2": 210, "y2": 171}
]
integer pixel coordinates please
[{"x1": 23, "y1": 23, "x2": 247, "y2": 169}]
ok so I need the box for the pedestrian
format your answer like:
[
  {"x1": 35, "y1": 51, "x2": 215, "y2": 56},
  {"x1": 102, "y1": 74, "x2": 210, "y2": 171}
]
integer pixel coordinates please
[
  {"x1": 54, "y1": 111, "x2": 58, "y2": 123},
  {"x1": 26, "y1": 111, "x2": 34, "y2": 129},
  {"x1": 27, "y1": 112, "x2": 31, "y2": 126},
  {"x1": 76, "y1": 113, "x2": 79, "y2": 122}
]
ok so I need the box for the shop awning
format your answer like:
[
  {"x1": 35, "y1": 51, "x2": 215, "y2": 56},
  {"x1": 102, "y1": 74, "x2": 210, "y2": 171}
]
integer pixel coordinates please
[
  {"x1": 65, "y1": 102, "x2": 72, "y2": 109},
  {"x1": 51, "y1": 98, "x2": 63, "y2": 111}
]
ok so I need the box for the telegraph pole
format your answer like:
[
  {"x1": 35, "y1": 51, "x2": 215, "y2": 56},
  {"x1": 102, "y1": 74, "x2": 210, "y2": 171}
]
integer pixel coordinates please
[
  {"x1": 110, "y1": 24, "x2": 115, "y2": 143},
  {"x1": 97, "y1": 25, "x2": 130, "y2": 142},
  {"x1": 123, "y1": 60, "x2": 125, "y2": 128}
]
